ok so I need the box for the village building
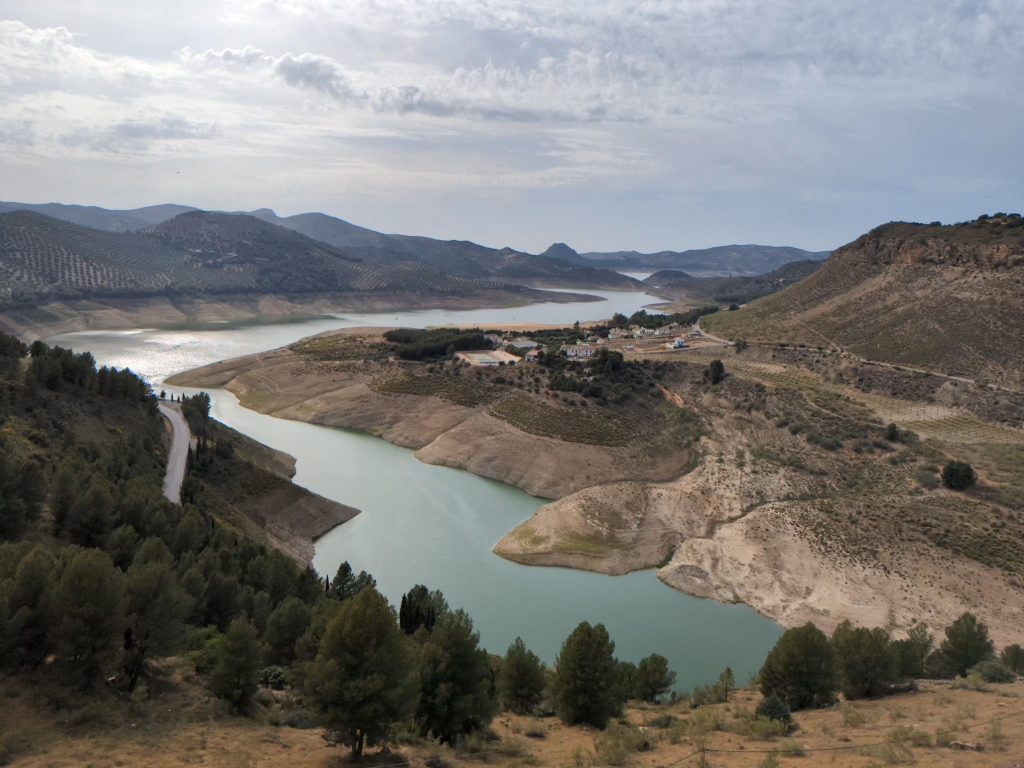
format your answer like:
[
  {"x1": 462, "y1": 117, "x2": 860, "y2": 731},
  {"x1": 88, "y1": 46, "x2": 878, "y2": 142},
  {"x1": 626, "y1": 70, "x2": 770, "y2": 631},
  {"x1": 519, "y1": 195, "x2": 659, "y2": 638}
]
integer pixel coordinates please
[
  {"x1": 455, "y1": 350, "x2": 521, "y2": 366},
  {"x1": 561, "y1": 343, "x2": 596, "y2": 359},
  {"x1": 524, "y1": 349, "x2": 541, "y2": 362},
  {"x1": 507, "y1": 337, "x2": 539, "y2": 349}
]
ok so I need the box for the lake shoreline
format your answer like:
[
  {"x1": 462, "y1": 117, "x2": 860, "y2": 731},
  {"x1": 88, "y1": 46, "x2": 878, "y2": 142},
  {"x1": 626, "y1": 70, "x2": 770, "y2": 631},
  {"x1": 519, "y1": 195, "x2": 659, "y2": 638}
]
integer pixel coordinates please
[{"x1": 0, "y1": 287, "x2": 602, "y2": 341}]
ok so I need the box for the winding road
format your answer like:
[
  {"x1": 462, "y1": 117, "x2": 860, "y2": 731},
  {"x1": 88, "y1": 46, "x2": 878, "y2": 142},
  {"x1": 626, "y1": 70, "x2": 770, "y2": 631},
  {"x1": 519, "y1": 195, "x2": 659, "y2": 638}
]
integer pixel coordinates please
[{"x1": 158, "y1": 401, "x2": 190, "y2": 504}]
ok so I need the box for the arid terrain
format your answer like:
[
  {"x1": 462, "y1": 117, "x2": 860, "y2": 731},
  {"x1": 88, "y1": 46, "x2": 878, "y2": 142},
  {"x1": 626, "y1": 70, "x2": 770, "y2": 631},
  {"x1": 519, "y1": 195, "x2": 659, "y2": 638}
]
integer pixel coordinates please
[
  {"x1": 3, "y1": 662, "x2": 1022, "y2": 768},
  {"x1": 171, "y1": 322, "x2": 1024, "y2": 645},
  {"x1": 702, "y1": 214, "x2": 1024, "y2": 389}
]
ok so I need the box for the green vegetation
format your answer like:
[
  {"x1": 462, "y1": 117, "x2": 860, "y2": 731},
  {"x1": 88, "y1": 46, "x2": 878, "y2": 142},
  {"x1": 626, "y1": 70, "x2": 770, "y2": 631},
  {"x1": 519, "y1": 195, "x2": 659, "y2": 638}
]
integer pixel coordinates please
[
  {"x1": 759, "y1": 623, "x2": 837, "y2": 710},
  {"x1": 552, "y1": 622, "x2": 624, "y2": 728},
  {"x1": 306, "y1": 588, "x2": 416, "y2": 758},
  {"x1": 941, "y1": 460, "x2": 977, "y2": 490},
  {"x1": 933, "y1": 612, "x2": 994, "y2": 677},
  {"x1": 635, "y1": 653, "x2": 676, "y2": 702},
  {"x1": 490, "y1": 393, "x2": 636, "y2": 446},
  {"x1": 609, "y1": 306, "x2": 719, "y2": 330},
  {"x1": 500, "y1": 637, "x2": 547, "y2": 714},
  {"x1": 831, "y1": 621, "x2": 898, "y2": 699},
  {"x1": 704, "y1": 359, "x2": 726, "y2": 385},
  {"x1": 383, "y1": 328, "x2": 492, "y2": 360}
]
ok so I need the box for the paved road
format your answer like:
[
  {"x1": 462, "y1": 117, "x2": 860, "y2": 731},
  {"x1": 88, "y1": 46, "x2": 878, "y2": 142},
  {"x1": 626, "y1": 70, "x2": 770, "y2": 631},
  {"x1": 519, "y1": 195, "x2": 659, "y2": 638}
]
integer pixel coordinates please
[{"x1": 158, "y1": 402, "x2": 190, "y2": 504}]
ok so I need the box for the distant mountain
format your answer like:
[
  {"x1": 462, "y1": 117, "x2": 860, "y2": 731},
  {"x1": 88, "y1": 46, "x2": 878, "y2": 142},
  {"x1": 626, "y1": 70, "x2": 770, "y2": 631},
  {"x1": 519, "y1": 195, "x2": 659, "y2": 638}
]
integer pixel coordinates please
[
  {"x1": 252, "y1": 210, "x2": 638, "y2": 288},
  {"x1": 644, "y1": 260, "x2": 822, "y2": 304},
  {"x1": 703, "y1": 214, "x2": 1024, "y2": 387},
  {"x1": 0, "y1": 201, "x2": 196, "y2": 232},
  {"x1": 0, "y1": 210, "x2": 563, "y2": 306},
  {"x1": 576, "y1": 244, "x2": 831, "y2": 276}
]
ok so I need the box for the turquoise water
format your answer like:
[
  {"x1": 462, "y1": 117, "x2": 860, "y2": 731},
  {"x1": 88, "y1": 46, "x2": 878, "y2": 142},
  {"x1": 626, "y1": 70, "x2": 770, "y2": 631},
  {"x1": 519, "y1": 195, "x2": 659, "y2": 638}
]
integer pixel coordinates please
[{"x1": 49, "y1": 288, "x2": 781, "y2": 690}]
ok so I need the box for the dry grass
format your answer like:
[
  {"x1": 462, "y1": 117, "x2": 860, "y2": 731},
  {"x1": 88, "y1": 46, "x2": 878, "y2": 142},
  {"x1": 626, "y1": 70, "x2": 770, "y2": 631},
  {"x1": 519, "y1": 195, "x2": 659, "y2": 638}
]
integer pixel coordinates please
[{"x1": 4, "y1": 669, "x2": 1022, "y2": 768}]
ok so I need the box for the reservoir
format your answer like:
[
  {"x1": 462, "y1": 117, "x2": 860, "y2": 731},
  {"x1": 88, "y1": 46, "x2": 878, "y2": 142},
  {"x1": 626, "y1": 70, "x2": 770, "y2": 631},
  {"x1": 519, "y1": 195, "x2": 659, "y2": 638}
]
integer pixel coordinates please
[{"x1": 48, "y1": 288, "x2": 782, "y2": 691}]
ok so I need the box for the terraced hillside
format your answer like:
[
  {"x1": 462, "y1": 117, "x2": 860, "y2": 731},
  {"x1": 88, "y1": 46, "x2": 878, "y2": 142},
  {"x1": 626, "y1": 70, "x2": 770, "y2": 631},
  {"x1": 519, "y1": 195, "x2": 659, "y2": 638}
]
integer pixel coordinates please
[
  {"x1": 644, "y1": 259, "x2": 821, "y2": 303},
  {"x1": 0, "y1": 210, "x2": 572, "y2": 307},
  {"x1": 703, "y1": 214, "x2": 1024, "y2": 388}
]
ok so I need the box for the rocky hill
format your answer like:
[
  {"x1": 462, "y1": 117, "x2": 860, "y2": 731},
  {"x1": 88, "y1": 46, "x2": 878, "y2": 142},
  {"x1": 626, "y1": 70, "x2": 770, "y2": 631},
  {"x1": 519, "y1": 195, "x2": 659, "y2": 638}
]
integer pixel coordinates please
[
  {"x1": 703, "y1": 214, "x2": 1024, "y2": 388},
  {"x1": 644, "y1": 259, "x2": 822, "y2": 304}
]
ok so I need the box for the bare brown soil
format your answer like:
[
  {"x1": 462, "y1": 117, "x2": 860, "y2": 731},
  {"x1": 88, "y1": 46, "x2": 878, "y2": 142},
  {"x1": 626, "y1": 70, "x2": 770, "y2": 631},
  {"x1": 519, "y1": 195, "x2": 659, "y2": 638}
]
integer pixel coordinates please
[{"x1": 3, "y1": 665, "x2": 1023, "y2": 768}]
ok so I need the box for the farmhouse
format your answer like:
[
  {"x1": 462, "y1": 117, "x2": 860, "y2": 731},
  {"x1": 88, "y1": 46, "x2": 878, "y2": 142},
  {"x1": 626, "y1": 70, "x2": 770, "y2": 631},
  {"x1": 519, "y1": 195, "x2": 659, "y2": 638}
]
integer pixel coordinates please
[
  {"x1": 524, "y1": 349, "x2": 541, "y2": 362},
  {"x1": 456, "y1": 350, "x2": 521, "y2": 366}
]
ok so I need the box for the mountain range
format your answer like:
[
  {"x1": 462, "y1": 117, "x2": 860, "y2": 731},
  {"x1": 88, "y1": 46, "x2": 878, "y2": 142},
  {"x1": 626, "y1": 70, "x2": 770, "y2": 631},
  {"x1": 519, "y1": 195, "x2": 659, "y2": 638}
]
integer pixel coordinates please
[
  {"x1": 548, "y1": 242, "x2": 832, "y2": 275},
  {"x1": 642, "y1": 260, "x2": 822, "y2": 304}
]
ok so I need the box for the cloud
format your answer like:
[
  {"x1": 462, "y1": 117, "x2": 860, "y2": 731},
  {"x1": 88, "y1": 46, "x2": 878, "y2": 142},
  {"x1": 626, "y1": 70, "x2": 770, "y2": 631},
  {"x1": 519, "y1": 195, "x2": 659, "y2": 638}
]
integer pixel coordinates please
[
  {"x1": 273, "y1": 53, "x2": 357, "y2": 101},
  {"x1": 61, "y1": 117, "x2": 219, "y2": 153}
]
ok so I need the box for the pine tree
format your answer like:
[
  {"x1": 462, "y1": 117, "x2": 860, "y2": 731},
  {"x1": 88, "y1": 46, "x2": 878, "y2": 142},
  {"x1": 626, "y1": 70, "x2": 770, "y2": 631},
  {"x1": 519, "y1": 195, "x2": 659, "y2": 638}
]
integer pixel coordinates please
[
  {"x1": 123, "y1": 561, "x2": 192, "y2": 689},
  {"x1": 759, "y1": 623, "x2": 837, "y2": 710},
  {"x1": 831, "y1": 621, "x2": 897, "y2": 699},
  {"x1": 330, "y1": 561, "x2": 376, "y2": 601},
  {"x1": 416, "y1": 609, "x2": 496, "y2": 743},
  {"x1": 51, "y1": 548, "x2": 126, "y2": 687},
  {"x1": 552, "y1": 621, "x2": 623, "y2": 728},
  {"x1": 265, "y1": 596, "x2": 310, "y2": 664},
  {"x1": 936, "y1": 613, "x2": 994, "y2": 677},
  {"x1": 500, "y1": 637, "x2": 546, "y2": 714},
  {"x1": 399, "y1": 584, "x2": 448, "y2": 635},
  {"x1": 210, "y1": 617, "x2": 261, "y2": 711},
  {"x1": 635, "y1": 653, "x2": 676, "y2": 702},
  {"x1": 306, "y1": 588, "x2": 415, "y2": 758}
]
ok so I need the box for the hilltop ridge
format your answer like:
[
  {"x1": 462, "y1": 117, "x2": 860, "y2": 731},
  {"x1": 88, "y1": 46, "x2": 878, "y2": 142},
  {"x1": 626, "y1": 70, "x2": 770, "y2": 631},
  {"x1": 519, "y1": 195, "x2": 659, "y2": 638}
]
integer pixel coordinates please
[{"x1": 703, "y1": 213, "x2": 1024, "y2": 388}]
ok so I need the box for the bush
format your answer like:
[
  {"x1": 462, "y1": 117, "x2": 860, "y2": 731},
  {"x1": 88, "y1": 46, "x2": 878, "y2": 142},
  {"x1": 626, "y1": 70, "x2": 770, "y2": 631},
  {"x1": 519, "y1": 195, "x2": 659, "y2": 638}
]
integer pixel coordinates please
[
  {"x1": 260, "y1": 666, "x2": 288, "y2": 690},
  {"x1": 1000, "y1": 644, "x2": 1024, "y2": 674},
  {"x1": 593, "y1": 724, "x2": 651, "y2": 766},
  {"x1": 969, "y1": 660, "x2": 1014, "y2": 683},
  {"x1": 941, "y1": 461, "x2": 976, "y2": 491},
  {"x1": 755, "y1": 695, "x2": 793, "y2": 731}
]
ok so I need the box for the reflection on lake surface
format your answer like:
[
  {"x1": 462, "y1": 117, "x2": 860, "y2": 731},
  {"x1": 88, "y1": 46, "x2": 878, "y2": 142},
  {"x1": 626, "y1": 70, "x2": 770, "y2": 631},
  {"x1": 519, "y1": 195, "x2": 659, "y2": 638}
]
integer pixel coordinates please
[{"x1": 49, "y1": 288, "x2": 781, "y2": 690}]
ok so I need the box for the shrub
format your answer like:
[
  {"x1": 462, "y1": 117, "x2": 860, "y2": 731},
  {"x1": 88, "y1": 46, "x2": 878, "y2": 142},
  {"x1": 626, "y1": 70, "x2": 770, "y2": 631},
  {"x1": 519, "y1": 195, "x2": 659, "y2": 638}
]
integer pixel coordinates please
[
  {"x1": 941, "y1": 461, "x2": 976, "y2": 490},
  {"x1": 260, "y1": 665, "x2": 288, "y2": 690},
  {"x1": 1000, "y1": 644, "x2": 1024, "y2": 674},
  {"x1": 969, "y1": 659, "x2": 1014, "y2": 683},
  {"x1": 755, "y1": 695, "x2": 793, "y2": 731},
  {"x1": 593, "y1": 724, "x2": 651, "y2": 766}
]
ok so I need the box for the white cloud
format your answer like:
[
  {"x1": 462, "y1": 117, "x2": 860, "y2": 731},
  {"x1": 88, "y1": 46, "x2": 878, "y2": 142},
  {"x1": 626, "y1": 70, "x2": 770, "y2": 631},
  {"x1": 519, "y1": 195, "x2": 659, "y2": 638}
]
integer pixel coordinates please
[{"x1": 1, "y1": 2, "x2": 1021, "y2": 250}]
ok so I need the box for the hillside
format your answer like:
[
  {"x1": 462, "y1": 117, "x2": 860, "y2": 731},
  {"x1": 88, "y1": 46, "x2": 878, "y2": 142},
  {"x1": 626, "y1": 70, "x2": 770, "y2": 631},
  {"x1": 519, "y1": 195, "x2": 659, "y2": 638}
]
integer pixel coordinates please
[
  {"x1": 0, "y1": 211, "x2": 593, "y2": 337},
  {"x1": 254, "y1": 209, "x2": 640, "y2": 288},
  {"x1": 644, "y1": 260, "x2": 822, "y2": 304},
  {"x1": 577, "y1": 244, "x2": 832, "y2": 275},
  {"x1": 0, "y1": 200, "x2": 196, "y2": 231},
  {"x1": 702, "y1": 214, "x2": 1024, "y2": 388}
]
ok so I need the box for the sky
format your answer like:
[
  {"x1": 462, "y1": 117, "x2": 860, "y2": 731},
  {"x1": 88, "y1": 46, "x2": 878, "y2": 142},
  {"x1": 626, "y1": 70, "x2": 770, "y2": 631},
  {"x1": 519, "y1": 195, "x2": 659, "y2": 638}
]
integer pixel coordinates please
[{"x1": 0, "y1": 1, "x2": 1021, "y2": 253}]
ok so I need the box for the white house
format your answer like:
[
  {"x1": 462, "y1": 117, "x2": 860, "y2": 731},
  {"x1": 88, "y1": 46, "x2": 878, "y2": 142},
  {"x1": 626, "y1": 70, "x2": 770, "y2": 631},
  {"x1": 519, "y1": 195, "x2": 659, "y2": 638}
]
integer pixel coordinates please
[{"x1": 562, "y1": 343, "x2": 596, "y2": 359}]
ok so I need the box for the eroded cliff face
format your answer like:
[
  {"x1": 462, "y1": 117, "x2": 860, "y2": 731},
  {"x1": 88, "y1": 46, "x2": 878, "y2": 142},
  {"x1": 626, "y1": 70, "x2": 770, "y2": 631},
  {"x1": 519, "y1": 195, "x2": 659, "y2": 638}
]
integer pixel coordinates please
[{"x1": 496, "y1": 355, "x2": 1024, "y2": 644}]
